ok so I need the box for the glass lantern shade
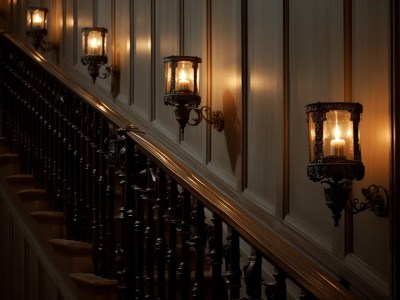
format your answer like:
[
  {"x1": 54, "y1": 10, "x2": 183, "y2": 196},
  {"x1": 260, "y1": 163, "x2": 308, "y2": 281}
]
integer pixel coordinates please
[
  {"x1": 306, "y1": 102, "x2": 364, "y2": 182},
  {"x1": 163, "y1": 56, "x2": 201, "y2": 107},
  {"x1": 26, "y1": 7, "x2": 48, "y2": 33},
  {"x1": 81, "y1": 27, "x2": 108, "y2": 65}
]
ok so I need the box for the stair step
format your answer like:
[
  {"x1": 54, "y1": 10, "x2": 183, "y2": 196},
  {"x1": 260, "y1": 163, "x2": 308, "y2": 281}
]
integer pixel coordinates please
[
  {"x1": 5, "y1": 174, "x2": 35, "y2": 191},
  {"x1": 30, "y1": 211, "x2": 66, "y2": 239},
  {"x1": 49, "y1": 239, "x2": 93, "y2": 274},
  {"x1": 16, "y1": 188, "x2": 48, "y2": 211},
  {"x1": 49, "y1": 238, "x2": 93, "y2": 254},
  {"x1": 16, "y1": 188, "x2": 46, "y2": 198},
  {"x1": 0, "y1": 153, "x2": 20, "y2": 177},
  {"x1": 70, "y1": 273, "x2": 118, "y2": 300},
  {"x1": 31, "y1": 210, "x2": 64, "y2": 221},
  {"x1": 0, "y1": 136, "x2": 10, "y2": 153},
  {"x1": 70, "y1": 273, "x2": 119, "y2": 288}
]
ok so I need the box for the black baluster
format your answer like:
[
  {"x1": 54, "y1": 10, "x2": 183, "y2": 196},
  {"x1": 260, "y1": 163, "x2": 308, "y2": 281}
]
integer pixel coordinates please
[
  {"x1": 132, "y1": 154, "x2": 151, "y2": 298},
  {"x1": 242, "y1": 248, "x2": 262, "y2": 300},
  {"x1": 209, "y1": 214, "x2": 224, "y2": 300},
  {"x1": 104, "y1": 128, "x2": 116, "y2": 278},
  {"x1": 96, "y1": 117, "x2": 109, "y2": 276},
  {"x1": 264, "y1": 267, "x2": 287, "y2": 300},
  {"x1": 188, "y1": 199, "x2": 206, "y2": 300},
  {"x1": 299, "y1": 289, "x2": 315, "y2": 300},
  {"x1": 177, "y1": 189, "x2": 191, "y2": 300},
  {"x1": 114, "y1": 129, "x2": 130, "y2": 298},
  {"x1": 154, "y1": 167, "x2": 166, "y2": 300},
  {"x1": 143, "y1": 185, "x2": 155, "y2": 300},
  {"x1": 165, "y1": 176, "x2": 178, "y2": 300},
  {"x1": 223, "y1": 226, "x2": 242, "y2": 299}
]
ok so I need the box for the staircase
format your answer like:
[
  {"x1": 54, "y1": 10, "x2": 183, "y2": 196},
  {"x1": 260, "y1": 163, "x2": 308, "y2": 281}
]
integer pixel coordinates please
[
  {"x1": 0, "y1": 31, "x2": 356, "y2": 300},
  {"x1": 0, "y1": 130, "x2": 120, "y2": 300}
]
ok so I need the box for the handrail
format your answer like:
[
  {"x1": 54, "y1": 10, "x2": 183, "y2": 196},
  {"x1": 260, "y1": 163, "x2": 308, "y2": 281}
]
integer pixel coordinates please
[{"x1": 0, "y1": 31, "x2": 355, "y2": 299}]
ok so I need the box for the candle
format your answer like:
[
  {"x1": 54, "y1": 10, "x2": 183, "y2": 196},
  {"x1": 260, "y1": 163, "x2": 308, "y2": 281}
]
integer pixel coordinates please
[
  {"x1": 177, "y1": 69, "x2": 190, "y2": 92},
  {"x1": 32, "y1": 12, "x2": 43, "y2": 29},
  {"x1": 330, "y1": 124, "x2": 345, "y2": 157},
  {"x1": 89, "y1": 37, "x2": 99, "y2": 55}
]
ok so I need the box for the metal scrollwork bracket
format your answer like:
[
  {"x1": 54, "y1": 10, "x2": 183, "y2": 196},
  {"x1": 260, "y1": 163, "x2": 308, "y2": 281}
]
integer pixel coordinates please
[
  {"x1": 188, "y1": 106, "x2": 224, "y2": 131},
  {"x1": 351, "y1": 184, "x2": 389, "y2": 216},
  {"x1": 321, "y1": 179, "x2": 389, "y2": 226}
]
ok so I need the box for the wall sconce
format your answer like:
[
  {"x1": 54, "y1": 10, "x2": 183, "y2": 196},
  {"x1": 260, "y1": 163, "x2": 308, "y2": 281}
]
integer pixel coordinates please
[
  {"x1": 306, "y1": 102, "x2": 388, "y2": 226},
  {"x1": 81, "y1": 27, "x2": 119, "y2": 85},
  {"x1": 163, "y1": 55, "x2": 224, "y2": 136},
  {"x1": 26, "y1": 7, "x2": 56, "y2": 52}
]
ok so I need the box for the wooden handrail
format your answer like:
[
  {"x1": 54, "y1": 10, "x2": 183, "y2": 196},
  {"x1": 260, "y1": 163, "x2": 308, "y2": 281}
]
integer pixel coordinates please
[{"x1": 0, "y1": 31, "x2": 355, "y2": 299}]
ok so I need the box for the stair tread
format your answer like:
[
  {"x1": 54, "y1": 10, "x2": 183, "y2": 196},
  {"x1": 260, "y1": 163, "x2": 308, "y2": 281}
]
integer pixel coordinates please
[
  {"x1": 70, "y1": 273, "x2": 119, "y2": 287},
  {"x1": 30, "y1": 210, "x2": 64, "y2": 220},
  {"x1": 5, "y1": 174, "x2": 34, "y2": 183},
  {"x1": 16, "y1": 188, "x2": 46, "y2": 196},
  {"x1": 49, "y1": 238, "x2": 93, "y2": 253},
  {"x1": 0, "y1": 153, "x2": 18, "y2": 158}
]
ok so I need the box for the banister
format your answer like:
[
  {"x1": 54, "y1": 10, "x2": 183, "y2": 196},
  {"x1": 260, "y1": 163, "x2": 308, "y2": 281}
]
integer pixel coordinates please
[{"x1": 0, "y1": 31, "x2": 355, "y2": 299}]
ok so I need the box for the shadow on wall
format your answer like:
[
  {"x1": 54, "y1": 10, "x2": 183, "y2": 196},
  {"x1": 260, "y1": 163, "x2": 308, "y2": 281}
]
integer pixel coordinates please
[{"x1": 222, "y1": 90, "x2": 241, "y2": 173}]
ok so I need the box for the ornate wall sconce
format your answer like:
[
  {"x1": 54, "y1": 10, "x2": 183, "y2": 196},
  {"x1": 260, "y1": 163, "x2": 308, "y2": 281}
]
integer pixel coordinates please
[
  {"x1": 306, "y1": 102, "x2": 388, "y2": 226},
  {"x1": 81, "y1": 27, "x2": 119, "y2": 85},
  {"x1": 163, "y1": 55, "x2": 224, "y2": 136},
  {"x1": 26, "y1": 7, "x2": 57, "y2": 52}
]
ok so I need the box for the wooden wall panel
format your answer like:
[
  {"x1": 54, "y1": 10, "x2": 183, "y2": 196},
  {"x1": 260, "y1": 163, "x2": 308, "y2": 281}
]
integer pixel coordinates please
[
  {"x1": 351, "y1": 0, "x2": 391, "y2": 281},
  {"x1": 75, "y1": 1, "x2": 93, "y2": 76},
  {"x1": 153, "y1": 0, "x2": 180, "y2": 139},
  {"x1": 287, "y1": 0, "x2": 344, "y2": 245},
  {"x1": 114, "y1": 0, "x2": 131, "y2": 105},
  {"x1": 209, "y1": 0, "x2": 242, "y2": 187},
  {"x1": 93, "y1": 0, "x2": 112, "y2": 91},
  {"x1": 3, "y1": 0, "x2": 394, "y2": 298},
  {"x1": 62, "y1": 0, "x2": 75, "y2": 65},
  {"x1": 180, "y1": 0, "x2": 207, "y2": 162},
  {"x1": 246, "y1": 0, "x2": 284, "y2": 212},
  {"x1": 43, "y1": 273, "x2": 58, "y2": 300},
  {"x1": 132, "y1": 0, "x2": 152, "y2": 119},
  {"x1": 27, "y1": 248, "x2": 40, "y2": 300},
  {"x1": 12, "y1": 226, "x2": 25, "y2": 300}
]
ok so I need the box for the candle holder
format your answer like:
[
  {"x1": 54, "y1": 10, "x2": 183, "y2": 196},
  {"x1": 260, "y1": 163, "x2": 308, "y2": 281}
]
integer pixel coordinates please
[
  {"x1": 26, "y1": 7, "x2": 57, "y2": 52},
  {"x1": 163, "y1": 55, "x2": 224, "y2": 137},
  {"x1": 81, "y1": 27, "x2": 120, "y2": 90},
  {"x1": 306, "y1": 101, "x2": 388, "y2": 226}
]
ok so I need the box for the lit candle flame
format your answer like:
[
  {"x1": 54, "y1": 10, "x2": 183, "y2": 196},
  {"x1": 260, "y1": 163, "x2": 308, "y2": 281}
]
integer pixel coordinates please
[
  {"x1": 334, "y1": 124, "x2": 341, "y2": 140},
  {"x1": 90, "y1": 37, "x2": 99, "y2": 49},
  {"x1": 32, "y1": 12, "x2": 42, "y2": 24},
  {"x1": 179, "y1": 69, "x2": 187, "y2": 81}
]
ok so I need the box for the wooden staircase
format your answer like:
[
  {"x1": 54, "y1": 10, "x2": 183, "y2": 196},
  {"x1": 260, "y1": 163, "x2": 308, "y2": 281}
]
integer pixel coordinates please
[
  {"x1": 0, "y1": 141, "x2": 120, "y2": 300},
  {"x1": 0, "y1": 141, "x2": 217, "y2": 300}
]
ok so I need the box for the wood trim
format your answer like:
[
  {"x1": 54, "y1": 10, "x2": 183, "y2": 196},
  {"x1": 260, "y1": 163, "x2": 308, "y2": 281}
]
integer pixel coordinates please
[
  {"x1": 93, "y1": 0, "x2": 97, "y2": 27},
  {"x1": 72, "y1": 0, "x2": 77, "y2": 65},
  {"x1": 206, "y1": 0, "x2": 212, "y2": 163},
  {"x1": 150, "y1": 0, "x2": 156, "y2": 122},
  {"x1": 343, "y1": 0, "x2": 354, "y2": 255},
  {"x1": 391, "y1": 0, "x2": 400, "y2": 298},
  {"x1": 241, "y1": 0, "x2": 248, "y2": 192},
  {"x1": 129, "y1": 0, "x2": 134, "y2": 106},
  {"x1": 179, "y1": 0, "x2": 184, "y2": 55},
  {"x1": 282, "y1": 0, "x2": 290, "y2": 218}
]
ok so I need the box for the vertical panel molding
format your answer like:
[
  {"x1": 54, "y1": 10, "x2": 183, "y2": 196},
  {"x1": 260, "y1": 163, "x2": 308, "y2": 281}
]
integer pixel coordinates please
[
  {"x1": 391, "y1": 0, "x2": 400, "y2": 298},
  {"x1": 282, "y1": 0, "x2": 290, "y2": 218},
  {"x1": 241, "y1": 0, "x2": 248, "y2": 191},
  {"x1": 150, "y1": 0, "x2": 156, "y2": 122},
  {"x1": 206, "y1": 0, "x2": 212, "y2": 162},
  {"x1": 343, "y1": 0, "x2": 354, "y2": 255}
]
